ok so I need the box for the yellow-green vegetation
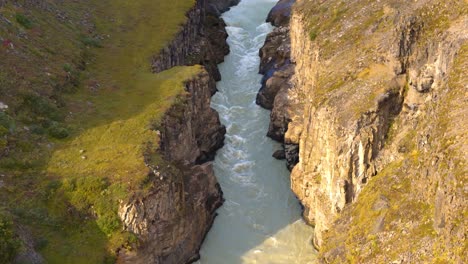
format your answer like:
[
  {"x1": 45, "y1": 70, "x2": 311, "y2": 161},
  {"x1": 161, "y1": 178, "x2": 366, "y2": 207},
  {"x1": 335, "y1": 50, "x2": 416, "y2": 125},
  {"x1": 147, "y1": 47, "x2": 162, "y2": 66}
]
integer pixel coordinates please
[
  {"x1": 293, "y1": 0, "x2": 394, "y2": 116},
  {"x1": 0, "y1": 0, "x2": 200, "y2": 262},
  {"x1": 321, "y1": 157, "x2": 436, "y2": 263},
  {"x1": 0, "y1": 210, "x2": 20, "y2": 263},
  {"x1": 438, "y1": 43, "x2": 467, "y2": 182}
]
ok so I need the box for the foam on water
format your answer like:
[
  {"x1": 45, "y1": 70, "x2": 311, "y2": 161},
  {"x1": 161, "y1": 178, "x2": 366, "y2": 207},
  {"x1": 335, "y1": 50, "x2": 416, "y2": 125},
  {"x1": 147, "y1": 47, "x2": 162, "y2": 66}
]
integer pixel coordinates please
[{"x1": 196, "y1": 0, "x2": 317, "y2": 263}]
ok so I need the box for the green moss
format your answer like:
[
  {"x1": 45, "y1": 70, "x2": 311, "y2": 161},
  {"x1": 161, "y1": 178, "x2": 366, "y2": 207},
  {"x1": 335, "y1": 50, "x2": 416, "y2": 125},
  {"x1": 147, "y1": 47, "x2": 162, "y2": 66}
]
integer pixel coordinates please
[
  {"x1": 79, "y1": 36, "x2": 102, "y2": 48},
  {"x1": 0, "y1": 210, "x2": 20, "y2": 264},
  {"x1": 15, "y1": 13, "x2": 33, "y2": 29},
  {"x1": 309, "y1": 28, "x2": 318, "y2": 41},
  {"x1": 0, "y1": 112, "x2": 15, "y2": 133},
  {"x1": 19, "y1": 93, "x2": 65, "y2": 123},
  {"x1": 48, "y1": 122, "x2": 70, "y2": 139}
]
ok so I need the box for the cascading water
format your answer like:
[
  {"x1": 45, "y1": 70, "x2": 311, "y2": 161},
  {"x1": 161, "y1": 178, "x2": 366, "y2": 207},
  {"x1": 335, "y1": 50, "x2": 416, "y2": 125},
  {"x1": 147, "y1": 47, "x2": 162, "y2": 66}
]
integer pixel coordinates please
[{"x1": 196, "y1": 0, "x2": 316, "y2": 263}]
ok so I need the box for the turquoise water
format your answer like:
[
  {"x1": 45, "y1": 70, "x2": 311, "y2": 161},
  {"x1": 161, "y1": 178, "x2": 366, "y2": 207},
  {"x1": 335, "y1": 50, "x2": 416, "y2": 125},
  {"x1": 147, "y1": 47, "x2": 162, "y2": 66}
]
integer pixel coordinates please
[{"x1": 196, "y1": 0, "x2": 316, "y2": 263}]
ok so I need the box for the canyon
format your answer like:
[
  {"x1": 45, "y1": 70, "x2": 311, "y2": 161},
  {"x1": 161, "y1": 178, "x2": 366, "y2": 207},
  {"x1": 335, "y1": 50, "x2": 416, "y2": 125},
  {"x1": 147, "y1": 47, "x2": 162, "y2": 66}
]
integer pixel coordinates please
[{"x1": 0, "y1": 0, "x2": 466, "y2": 263}]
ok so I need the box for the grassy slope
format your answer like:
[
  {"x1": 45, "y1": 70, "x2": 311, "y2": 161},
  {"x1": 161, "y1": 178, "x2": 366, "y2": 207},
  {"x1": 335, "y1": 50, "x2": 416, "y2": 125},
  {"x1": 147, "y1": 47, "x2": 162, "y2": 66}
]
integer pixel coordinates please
[{"x1": 0, "y1": 0, "x2": 199, "y2": 262}]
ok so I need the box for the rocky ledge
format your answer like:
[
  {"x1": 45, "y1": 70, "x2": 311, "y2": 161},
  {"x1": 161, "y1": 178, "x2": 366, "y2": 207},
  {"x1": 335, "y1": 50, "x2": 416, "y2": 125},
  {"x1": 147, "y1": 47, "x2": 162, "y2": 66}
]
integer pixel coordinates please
[{"x1": 257, "y1": 0, "x2": 299, "y2": 170}]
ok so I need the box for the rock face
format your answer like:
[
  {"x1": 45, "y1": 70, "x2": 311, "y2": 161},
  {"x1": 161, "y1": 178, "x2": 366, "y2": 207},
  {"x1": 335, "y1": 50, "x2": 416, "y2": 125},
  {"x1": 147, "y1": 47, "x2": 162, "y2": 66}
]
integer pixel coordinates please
[
  {"x1": 159, "y1": 72, "x2": 226, "y2": 165},
  {"x1": 152, "y1": 0, "x2": 232, "y2": 81},
  {"x1": 284, "y1": 0, "x2": 467, "y2": 262},
  {"x1": 117, "y1": 0, "x2": 233, "y2": 262},
  {"x1": 206, "y1": 0, "x2": 240, "y2": 16},
  {"x1": 266, "y1": 0, "x2": 294, "y2": 27},
  {"x1": 257, "y1": 26, "x2": 291, "y2": 111},
  {"x1": 118, "y1": 71, "x2": 225, "y2": 264},
  {"x1": 257, "y1": 0, "x2": 300, "y2": 171}
]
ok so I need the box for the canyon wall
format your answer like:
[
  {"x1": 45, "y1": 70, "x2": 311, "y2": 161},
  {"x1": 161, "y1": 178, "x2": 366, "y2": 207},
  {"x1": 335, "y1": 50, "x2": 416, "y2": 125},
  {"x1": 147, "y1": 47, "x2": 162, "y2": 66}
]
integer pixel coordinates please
[
  {"x1": 1, "y1": 0, "x2": 237, "y2": 263},
  {"x1": 152, "y1": 0, "x2": 238, "y2": 81},
  {"x1": 261, "y1": 0, "x2": 466, "y2": 262},
  {"x1": 291, "y1": 0, "x2": 466, "y2": 261},
  {"x1": 117, "y1": 0, "x2": 236, "y2": 262},
  {"x1": 118, "y1": 70, "x2": 225, "y2": 264}
]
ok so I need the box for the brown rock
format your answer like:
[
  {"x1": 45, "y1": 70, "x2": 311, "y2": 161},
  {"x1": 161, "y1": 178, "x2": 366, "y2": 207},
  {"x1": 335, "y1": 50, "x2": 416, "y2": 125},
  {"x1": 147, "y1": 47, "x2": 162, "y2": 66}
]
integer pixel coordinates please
[{"x1": 256, "y1": 65, "x2": 294, "y2": 110}]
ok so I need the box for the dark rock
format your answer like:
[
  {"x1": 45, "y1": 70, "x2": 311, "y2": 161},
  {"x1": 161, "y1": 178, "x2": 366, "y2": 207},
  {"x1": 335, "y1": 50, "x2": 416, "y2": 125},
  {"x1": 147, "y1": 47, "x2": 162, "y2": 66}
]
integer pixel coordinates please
[
  {"x1": 206, "y1": 0, "x2": 240, "y2": 16},
  {"x1": 257, "y1": 26, "x2": 292, "y2": 111},
  {"x1": 160, "y1": 71, "x2": 226, "y2": 165},
  {"x1": 272, "y1": 149, "x2": 286, "y2": 160},
  {"x1": 266, "y1": 0, "x2": 295, "y2": 27},
  {"x1": 257, "y1": 64, "x2": 293, "y2": 110},
  {"x1": 152, "y1": 0, "x2": 232, "y2": 82},
  {"x1": 284, "y1": 143, "x2": 299, "y2": 170},
  {"x1": 259, "y1": 26, "x2": 291, "y2": 75}
]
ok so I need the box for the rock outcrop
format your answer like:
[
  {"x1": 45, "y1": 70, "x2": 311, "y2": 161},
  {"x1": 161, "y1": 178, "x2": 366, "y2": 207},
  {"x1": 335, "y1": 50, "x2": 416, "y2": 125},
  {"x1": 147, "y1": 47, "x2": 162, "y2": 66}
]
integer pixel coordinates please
[
  {"x1": 151, "y1": 0, "x2": 233, "y2": 82},
  {"x1": 280, "y1": 0, "x2": 466, "y2": 262},
  {"x1": 118, "y1": 70, "x2": 225, "y2": 264},
  {"x1": 266, "y1": 0, "x2": 294, "y2": 27},
  {"x1": 257, "y1": 0, "x2": 300, "y2": 172},
  {"x1": 117, "y1": 0, "x2": 233, "y2": 262}
]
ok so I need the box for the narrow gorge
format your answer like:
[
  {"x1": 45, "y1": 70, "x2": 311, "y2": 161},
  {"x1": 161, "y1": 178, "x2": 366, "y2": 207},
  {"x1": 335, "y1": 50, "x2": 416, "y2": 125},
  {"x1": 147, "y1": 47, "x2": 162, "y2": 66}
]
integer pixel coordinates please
[{"x1": 0, "y1": 0, "x2": 466, "y2": 263}]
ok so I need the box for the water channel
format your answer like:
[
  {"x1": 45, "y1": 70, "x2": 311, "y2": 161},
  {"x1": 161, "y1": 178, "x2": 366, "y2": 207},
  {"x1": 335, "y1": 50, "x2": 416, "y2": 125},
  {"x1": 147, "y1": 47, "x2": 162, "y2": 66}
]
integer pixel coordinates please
[{"x1": 197, "y1": 0, "x2": 316, "y2": 263}]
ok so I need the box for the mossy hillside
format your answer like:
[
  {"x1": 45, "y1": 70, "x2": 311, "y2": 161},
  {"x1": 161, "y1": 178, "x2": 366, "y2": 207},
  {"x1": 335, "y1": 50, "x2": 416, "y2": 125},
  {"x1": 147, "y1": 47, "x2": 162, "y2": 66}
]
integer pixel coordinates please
[
  {"x1": 0, "y1": 3, "x2": 87, "y2": 141},
  {"x1": 48, "y1": 67, "x2": 200, "y2": 188},
  {"x1": 1, "y1": 0, "x2": 201, "y2": 262}
]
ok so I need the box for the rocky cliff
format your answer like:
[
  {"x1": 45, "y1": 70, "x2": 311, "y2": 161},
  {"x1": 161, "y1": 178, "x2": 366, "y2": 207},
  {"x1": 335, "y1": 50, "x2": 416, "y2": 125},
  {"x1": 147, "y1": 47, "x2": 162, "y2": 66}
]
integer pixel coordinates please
[
  {"x1": 257, "y1": 0, "x2": 302, "y2": 170},
  {"x1": 118, "y1": 71, "x2": 225, "y2": 264},
  {"x1": 261, "y1": 0, "x2": 466, "y2": 262},
  {"x1": 117, "y1": 0, "x2": 234, "y2": 263},
  {"x1": 152, "y1": 0, "x2": 238, "y2": 81},
  {"x1": 1, "y1": 0, "x2": 234, "y2": 263}
]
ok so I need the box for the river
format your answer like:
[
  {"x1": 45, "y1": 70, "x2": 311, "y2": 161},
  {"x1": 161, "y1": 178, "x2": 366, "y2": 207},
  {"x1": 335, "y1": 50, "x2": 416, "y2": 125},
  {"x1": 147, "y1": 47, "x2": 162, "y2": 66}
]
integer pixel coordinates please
[{"x1": 196, "y1": 0, "x2": 316, "y2": 263}]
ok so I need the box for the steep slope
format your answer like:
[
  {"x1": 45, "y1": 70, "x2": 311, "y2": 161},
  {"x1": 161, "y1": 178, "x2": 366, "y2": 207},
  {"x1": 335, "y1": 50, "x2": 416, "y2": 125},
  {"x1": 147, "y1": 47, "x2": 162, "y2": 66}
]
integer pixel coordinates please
[
  {"x1": 0, "y1": 0, "x2": 234, "y2": 263},
  {"x1": 262, "y1": 0, "x2": 466, "y2": 262}
]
